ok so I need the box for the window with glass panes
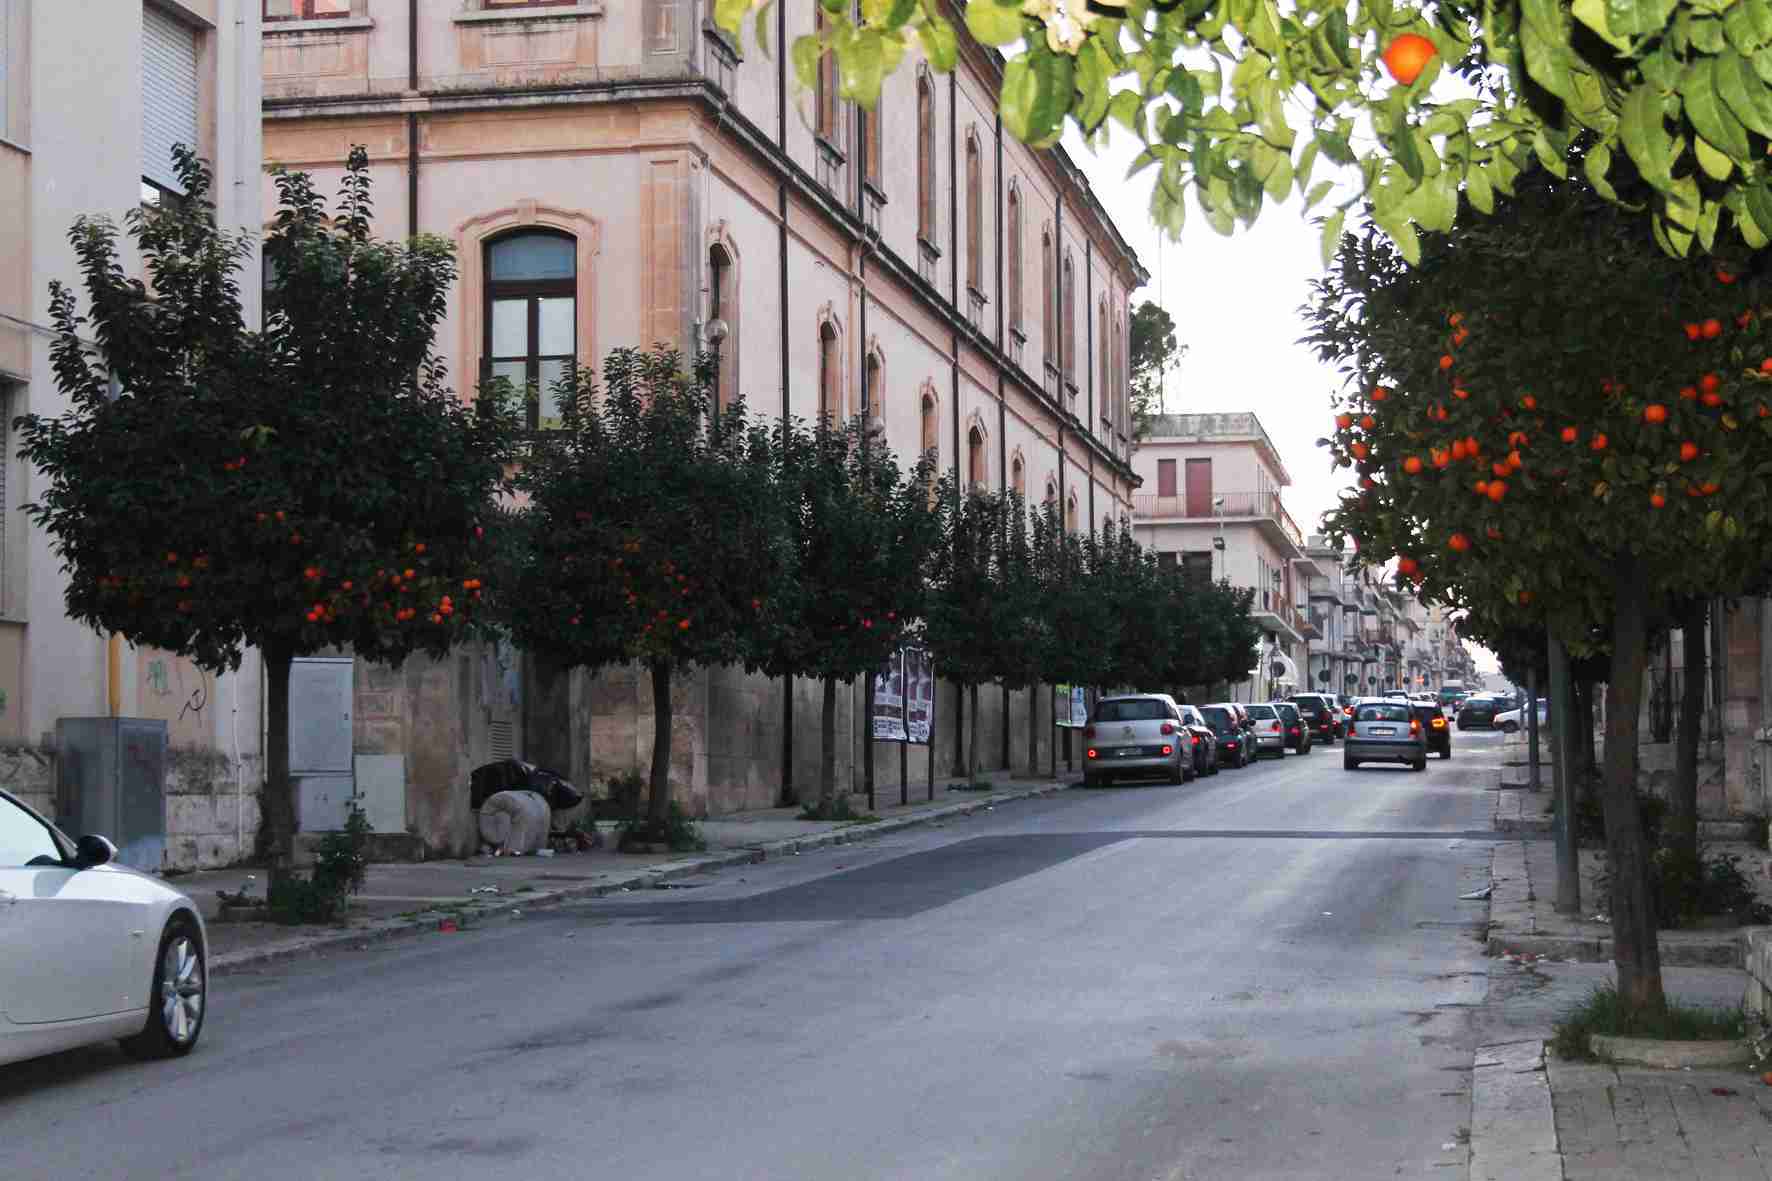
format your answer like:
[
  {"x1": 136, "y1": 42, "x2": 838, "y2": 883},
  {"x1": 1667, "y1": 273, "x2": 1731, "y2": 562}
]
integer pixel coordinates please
[{"x1": 485, "y1": 231, "x2": 576, "y2": 430}]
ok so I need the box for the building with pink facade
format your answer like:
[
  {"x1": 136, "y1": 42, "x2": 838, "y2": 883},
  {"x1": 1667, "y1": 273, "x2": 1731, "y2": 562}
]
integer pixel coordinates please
[{"x1": 262, "y1": 0, "x2": 1145, "y2": 846}]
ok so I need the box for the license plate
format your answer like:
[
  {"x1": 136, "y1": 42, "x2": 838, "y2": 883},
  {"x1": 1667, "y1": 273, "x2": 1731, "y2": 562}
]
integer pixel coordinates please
[
  {"x1": 1371, "y1": 727, "x2": 1395, "y2": 736},
  {"x1": 1116, "y1": 748, "x2": 1139, "y2": 757}
]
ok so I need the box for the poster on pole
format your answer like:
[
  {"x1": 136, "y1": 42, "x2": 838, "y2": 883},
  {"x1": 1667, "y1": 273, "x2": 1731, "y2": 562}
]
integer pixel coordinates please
[
  {"x1": 1072, "y1": 685, "x2": 1087, "y2": 726},
  {"x1": 904, "y1": 648, "x2": 934, "y2": 745},
  {"x1": 870, "y1": 652, "x2": 908, "y2": 742},
  {"x1": 1055, "y1": 683, "x2": 1089, "y2": 728}
]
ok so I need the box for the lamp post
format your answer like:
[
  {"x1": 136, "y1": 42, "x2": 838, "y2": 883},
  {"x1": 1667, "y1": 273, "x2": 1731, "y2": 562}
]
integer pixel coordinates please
[
  {"x1": 1212, "y1": 496, "x2": 1226, "y2": 581},
  {"x1": 704, "y1": 316, "x2": 730, "y2": 428}
]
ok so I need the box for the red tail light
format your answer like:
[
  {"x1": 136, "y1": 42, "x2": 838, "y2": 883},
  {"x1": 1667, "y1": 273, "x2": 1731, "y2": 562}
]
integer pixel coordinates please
[
  {"x1": 1084, "y1": 725, "x2": 1095, "y2": 739},
  {"x1": 1432, "y1": 717, "x2": 1446, "y2": 729},
  {"x1": 1192, "y1": 734, "x2": 1201, "y2": 746},
  {"x1": 1160, "y1": 722, "x2": 1176, "y2": 736},
  {"x1": 1160, "y1": 745, "x2": 1174, "y2": 756},
  {"x1": 1289, "y1": 726, "x2": 1299, "y2": 735},
  {"x1": 1409, "y1": 719, "x2": 1421, "y2": 736},
  {"x1": 1086, "y1": 747, "x2": 1098, "y2": 759}
]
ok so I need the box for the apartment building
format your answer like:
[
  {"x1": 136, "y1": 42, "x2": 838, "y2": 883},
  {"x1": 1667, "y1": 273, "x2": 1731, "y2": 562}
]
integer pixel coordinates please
[
  {"x1": 1131, "y1": 412, "x2": 1318, "y2": 701},
  {"x1": 260, "y1": 1, "x2": 1145, "y2": 846},
  {"x1": 0, "y1": 0, "x2": 263, "y2": 867}
]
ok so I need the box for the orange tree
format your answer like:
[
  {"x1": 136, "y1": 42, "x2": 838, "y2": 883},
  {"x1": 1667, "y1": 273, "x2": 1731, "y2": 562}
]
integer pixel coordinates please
[
  {"x1": 506, "y1": 349, "x2": 789, "y2": 838},
  {"x1": 18, "y1": 149, "x2": 521, "y2": 868},
  {"x1": 1304, "y1": 167, "x2": 1772, "y2": 1015},
  {"x1": 749, "y1": 417, "x2": 942, "y2": 817}
]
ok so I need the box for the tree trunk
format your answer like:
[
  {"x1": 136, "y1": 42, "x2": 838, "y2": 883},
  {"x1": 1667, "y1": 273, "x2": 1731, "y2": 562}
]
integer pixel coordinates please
[
  {"x1": 261, "y1": 643, "x2": 296, "y2": 873},
  {"x1": 819, "y1": 674, "x2": 838, "y2": 814},
  {"x1": 1571, "y1": 678, "x2": 1597, "y2": 796},
  {"x1": 1028, "y1": 682, "x2": 1040, "y2": 777},
  {"x1": 646, "y1": 659, "x2": 674, "y2": 828},
  {"x1": 967, "y1": 683, "x2": 980, "y2": 785},
  {"x1": 952, "y1": 683, "x2": 966, "y2": 777},
  {"x1": 1601, "y1": 557, "x2": 1666, "y2": 1016},
  {"x1": 1670, "y1": 598, "x2": 1708, "y2": 864},
  {"x1": 781, "y1": 677, "x2": 795, "y2": 807}
]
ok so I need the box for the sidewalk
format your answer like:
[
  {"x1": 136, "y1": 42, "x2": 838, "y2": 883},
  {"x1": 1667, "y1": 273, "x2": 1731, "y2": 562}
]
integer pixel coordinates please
[
  {"x1": 169, "y1": 771, "x2": 1075, "y2": 974},
  {"x1": 1485, "y1": 835, "x2": 1768, "y2": 966}
]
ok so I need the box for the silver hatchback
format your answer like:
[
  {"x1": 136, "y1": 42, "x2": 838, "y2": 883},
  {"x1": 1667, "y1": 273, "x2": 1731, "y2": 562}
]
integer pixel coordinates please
[
  {"x1": 1083, "y1": 695, "x2": 1191, "y2": 787},
  {"x1": 1245, "y1": 703, "x2": 1287, "y2": 757},
  {"x1": 1343, "y1": 700, "x2": 1428, "y2": 772}
]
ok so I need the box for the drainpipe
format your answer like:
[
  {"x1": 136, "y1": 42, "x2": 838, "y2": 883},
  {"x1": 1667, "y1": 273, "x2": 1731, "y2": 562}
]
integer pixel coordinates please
[
  {"x1": 776, "y1": 0, "x2": 793, "y2": 805},
  {"x1": 407, "y1": 0, "x2": 419, "y2": 239}
]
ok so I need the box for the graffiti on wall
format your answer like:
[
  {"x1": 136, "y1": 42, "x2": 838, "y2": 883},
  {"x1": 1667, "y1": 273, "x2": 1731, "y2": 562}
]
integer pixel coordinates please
[{"x1": 140, "y1": 648, "x2": 211, "y2": 748}]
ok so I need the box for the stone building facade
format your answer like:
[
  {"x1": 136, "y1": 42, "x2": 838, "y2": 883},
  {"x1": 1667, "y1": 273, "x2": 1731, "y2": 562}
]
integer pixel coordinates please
[{"x1": 261, "y1": 0, "x2": 1145, "y2": 851}]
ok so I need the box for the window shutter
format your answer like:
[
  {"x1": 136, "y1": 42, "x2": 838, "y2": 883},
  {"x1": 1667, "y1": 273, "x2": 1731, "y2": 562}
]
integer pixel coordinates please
[{"x1": 142, "y1": 5, "x2": 198, "y2": 193}]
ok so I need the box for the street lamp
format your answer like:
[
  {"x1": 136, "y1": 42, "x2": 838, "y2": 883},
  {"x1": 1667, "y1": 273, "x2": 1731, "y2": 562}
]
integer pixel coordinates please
[
  {"x1": 704, "y1": 317, "x2": 730, "y2": 427},
  {"x1": 1212, "y1": 496, "x2": 1226, "y2": 581}
]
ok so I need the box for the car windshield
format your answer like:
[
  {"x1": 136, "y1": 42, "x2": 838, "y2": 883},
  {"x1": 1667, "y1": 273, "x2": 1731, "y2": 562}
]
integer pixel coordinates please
[
  {"x1": 1273, "y1": 703, "x2": 1299, "y2": 720},
  {"x1": 1357, "y1": 704, "x2": 1412, "y2": 722},
  {"x1": 1289, "y1": 697, "x2": 1322, "y2": 714},
  {"x1": 1246, "y1": 704, "x2": 1278, "y2": 719},
  {"x1": 1093, "y1": 699, "x2": 1169, "y2": 722},
  {"x1": 1200, "y1": 707, "x2": 1234, "y2": 730}
]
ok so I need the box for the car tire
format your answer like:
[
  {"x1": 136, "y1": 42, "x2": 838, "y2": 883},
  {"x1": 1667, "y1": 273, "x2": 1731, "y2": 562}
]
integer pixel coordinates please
[
  {"x1": 1169, "y1": 760, "x2": 1187, "y2": 786},
  {"x1": 1207, "y1": 759, "x2": 1220, "y2": 776},
  {"x1": 1501, "y1": 721, "x2": 1519, "y2": 734},
  {"x1": 1344, "y1": 757, "x2": 1358, "y2": 771},
  {"x1": 120, "y1": 915, "x2": 206, "y2": 1061},
  {"x1": 1412, "y1": 758, "x2": 1427, "y2": 772},
  {"x1": 1441, "y1": 748, "x2": 1452, "y2": 760}
]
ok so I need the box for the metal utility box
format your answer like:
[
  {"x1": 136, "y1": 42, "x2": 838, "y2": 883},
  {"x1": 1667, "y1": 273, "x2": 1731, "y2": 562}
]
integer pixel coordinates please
[{"x1": 54, "y1": 717, "x2": 168, "y2": 871}]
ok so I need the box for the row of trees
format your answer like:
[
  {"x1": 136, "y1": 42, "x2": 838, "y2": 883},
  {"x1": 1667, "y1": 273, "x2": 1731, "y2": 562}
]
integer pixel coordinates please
[
  {"x1": 20, "y1": 152, "x2": 1257, "y2": 857},
  {"x1": 1302, "y1": 158, "x2": 1772, "y2": 1021}
]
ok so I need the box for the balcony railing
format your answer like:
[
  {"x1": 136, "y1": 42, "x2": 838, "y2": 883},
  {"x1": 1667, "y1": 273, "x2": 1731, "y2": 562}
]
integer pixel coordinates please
[{"x1": 1132, "y1": 490, "x2": 1303, "y2": 547}]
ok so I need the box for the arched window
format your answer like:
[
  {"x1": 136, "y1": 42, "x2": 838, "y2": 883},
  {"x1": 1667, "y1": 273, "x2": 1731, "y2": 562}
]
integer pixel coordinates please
[
  {"x1": 917, "y1": 75, "x2": 936, "y2": 243},
  {"x1": 1065, "y1": 494, "x2": 1078, "y2": 534},
  {"x1": 1044, "y1": 479, "x2": 1058, "y2": 510},
  {"x1": 864, "y1": 351, "x2": 882, "y2": 426},
  {"x1": 818, "y1": 321, "x2": 840, "y2": 422},
  {"x1": 967, "y1": 425, "x2": 986, "y2": 489},
  {"x1": 1062, "y1": 252, "x2": 1076, "y2": 382},
  {"x1": 1113, "y1": 314, "x2": 1125, "y2": 434},
  {"x1": 920, "y1": 390, "x2": 938, "y2": 459},
  {"x1": 1007, "y1": 186, "x2": 1023, "y2": 335},
  {"x1": 708, "y1": 243, "x2": 734, "y2": 414},
  {"x1": 486, "y1": 229, "x2": 576, "y2": 430},
  {"x1": 1041, "y1": 231, "x2": 1054, "y2": 364},
  {"x1": 965, "y1": 132, "x2": 983, "y2": 291},
  {"x1": 1098, "y1": 300, "x2": 1110, "y2": 426},
  {"x1": 1011, "y1": 454, "x2": 1025, "y2": 498},
  {"x1": 815, "y1": 8, "x2": 838, "y2": 143},
  {"x1": 862, "y1": 94, "x2": 882, "y2": 186}
]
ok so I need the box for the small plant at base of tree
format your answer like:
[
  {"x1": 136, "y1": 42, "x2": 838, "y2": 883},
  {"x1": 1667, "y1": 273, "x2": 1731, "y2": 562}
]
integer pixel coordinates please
[
  {"x1": 1551, "y1": 985, "x2": 1745, "y2": 1061},
  {"x1": 266, "y1": 805, "x2": 372, "y2": 924},
  {"x1": 616, "y1": 802, "x2": 705, "y2": 854}
]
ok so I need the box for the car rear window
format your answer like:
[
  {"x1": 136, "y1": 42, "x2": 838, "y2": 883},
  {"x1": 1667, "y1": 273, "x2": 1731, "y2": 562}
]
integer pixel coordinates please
[
  {"x1": 1357, "y1": 704, "x2": 1412, "y2": 722},
  {"x1": 1246, "y1": 704, "x2": 1278, "y2": 719},
  {"x1": 1200, "y1": 707, "x2": 1233, "y2": 729},
  {"x1": 1288, "y1": 696, "x2": 1324, "y2": 714},
  {"x1": 1093, "y1": 699, "x2": 1169, "y2": 722}
]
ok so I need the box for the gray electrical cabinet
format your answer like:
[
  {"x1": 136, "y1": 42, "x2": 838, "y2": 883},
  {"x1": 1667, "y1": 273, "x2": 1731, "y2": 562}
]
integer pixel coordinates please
[{"x1": 54, "y1": 717, "x2": 168, "y2": 871}]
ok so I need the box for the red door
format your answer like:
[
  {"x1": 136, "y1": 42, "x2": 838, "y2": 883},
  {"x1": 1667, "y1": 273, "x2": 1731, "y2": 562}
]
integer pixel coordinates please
[{"x1": 1185, "y1": 458, "x2": 1212, "y2": 518}]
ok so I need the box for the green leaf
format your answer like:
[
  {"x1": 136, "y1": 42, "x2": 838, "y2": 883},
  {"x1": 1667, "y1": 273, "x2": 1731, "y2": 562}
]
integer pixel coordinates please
[
  {"x1": 1572, "y1": 0, "x2": 1631, "y2": 49},
  {"x1": 714, "y1": 0, "x2": 752, "y2": 37},
  {"x1": 1684, "y1": 57, "x2": 1753, "y2": 163},
  {"x1": 918, "y1": 12, "x2": 958, "y2": 71},
  {"x1": 1465, "y1": 161, "x2": 1494, "y2": 214},
  {"x1": 1025, "y1": 43, "x2": 1077, "y2": 145},
  {"x1": 1393, "y1": 122, "x2": 1426, "y2": 181},
  {"x1": 1295, "y1": 137, "x2": 1321, "y2": 192},
  {"x1": 1304, "y1": 179, "x2": 1334, "y2": 209},
  {"x1": 1717, "y1": 48, "x2": 1772, "y2": 138},
  {"x1": 1107, "y1": 90, "x2": 1143, "y2": 133},
  {"x1": 964, "y1": 0, "x2": 1024, "y2": 46},
  {"x1": 1531, "y1": 129, "x2": 1569, "y2": 177},
  {"x1": 1000, "y1": 57, "x2": 1038, "y2": 143},
  {"x1": 1744, "y1": 180, "x2": 1772, "y2": 240},
  {"x1": 1583, "y1": 140, "x2": 1620, "y2": 200},
  {"x1": 755, "y1": 0, "x2": 773, "y2": 57},
  {"x1": 1319, "y1": 207, "x2": 1347, "y2": 268},
  {"x1": 838, "y1": 29, "x2": 887, "y2": 106},
  {"x1": 1620, "y1": 82, "x2": 1676, "y2": 190},
  {"x1": 1372, "y1": 211, "x2": 1422, "y2": 265},
  {"x1": 1695, "y1": 133, "x2": 1736, "y2": 179},
  {"x1": 791, "y1": 34, "x2": 820, "y2": 93},
  {"x1": 1075, "y1": 38, "x2": 1112, "y2": 130}
]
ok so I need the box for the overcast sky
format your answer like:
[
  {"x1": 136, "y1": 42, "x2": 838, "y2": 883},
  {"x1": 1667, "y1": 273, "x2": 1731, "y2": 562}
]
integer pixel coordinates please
[{"x1": 1066, "y1": 132, "x2": 1503, "y2": 678}]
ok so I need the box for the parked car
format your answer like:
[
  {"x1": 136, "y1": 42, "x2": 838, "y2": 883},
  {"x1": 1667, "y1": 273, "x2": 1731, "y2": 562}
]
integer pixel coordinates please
[
  {"x1": 1287, "y1": 692, "x2": 1339, "y2": 743},
  {"x1": 1494, "y1": 699, "x2": 1549, "y2": 734},
  {"x1": 1344, "y1": 700, "x2": 1428, "y2": 771},
  {"x1": 1410, "y1": 700, "x2": 1452, "y2": 759},
  {"x1": 1272, "y1": 701, "x2": 1313, "y2": 753},
  {"x1": 0, "y1": 789, "x2": 207, "y2": 1068},
  {"x1": 1244, "y1": 703, "x2": 1288, "y2": 758},
  {"x1": 1177, "y1": 704, "x2": 1220, "y2": 777},
  {"x1": 1200, "y1": 704, "x2": 1252, "y2": 768},
  {"x1": 1456, "y1": 694, "x2": 1509, "y2": 730},
  {"x1": 1082, "y1": 694, "x2": 1193, "y2": 787}
]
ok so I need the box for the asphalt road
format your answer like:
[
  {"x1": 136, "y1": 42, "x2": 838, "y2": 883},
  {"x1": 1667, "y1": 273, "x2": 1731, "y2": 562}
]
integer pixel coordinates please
[{"x1": 2, "y1": 728, "x2": 1514, "y2": 1181}]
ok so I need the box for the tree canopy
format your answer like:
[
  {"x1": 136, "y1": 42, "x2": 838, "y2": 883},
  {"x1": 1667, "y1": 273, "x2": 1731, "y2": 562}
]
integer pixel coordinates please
[{"x1": 719, "y1": 0, "x2": 1772, "y2": 261}]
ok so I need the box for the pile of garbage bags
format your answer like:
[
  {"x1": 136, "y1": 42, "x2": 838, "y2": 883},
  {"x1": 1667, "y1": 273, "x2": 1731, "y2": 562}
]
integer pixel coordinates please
[{"x1": 470, "y1": 759, "x2": 584, "y2": 856}]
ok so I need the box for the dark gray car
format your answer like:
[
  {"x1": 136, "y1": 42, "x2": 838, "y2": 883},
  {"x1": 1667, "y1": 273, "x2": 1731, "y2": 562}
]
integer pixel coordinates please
[{"x1": 1343, "y1": 700, "x2": 1427, "y2": 772}]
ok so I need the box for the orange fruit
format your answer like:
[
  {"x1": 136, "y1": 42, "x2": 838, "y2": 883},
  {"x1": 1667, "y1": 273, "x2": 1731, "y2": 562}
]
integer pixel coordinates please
[
  {"x1": 1360, "y1": 414, "x2": 1376, "y2": 430},
  {"x1": 1685, "y1": 323, "x2": 1703, "y2": 341},
  {"x1": 1761, "y1": 358, "x2": 1772, "y2": 374},
  {"x1": 1506, "y1": 450, "x2": 1523, "y2": 470},
  {"x1": 1448, "y1": 312, "x2": 1464, "y2": 326},
  {"x1": 1487, "y1": 480, "x2": 1507, "y2": 502},
  {"x1": 1474, "y1": 479, "x2": 1490, "y2": 495},
  {"x1": 1703, "y1": 391, "x2": 1724, "y2": 407},
  {"x1": 1650, "y1": 492, "x2": 1666, "y2": 508},
  {"x1": 1431, "y1": 449, "x2": 1450, "y2": 468},
  {"x1": 1702, "y1": 318, "x2": 1724, "y2": 339},
  {"x1": 1518, "y1": 591, "x2": 1532, "y2": 605},
  {"x1": 1451, "y1": 440, "x2": 1468, "y2": 461},
  {"x1": 1371, "y1": 386, "x2": 1391, "y2": 402},
  {"x1": 1643, "y1": 403, "x2": 1668, "y2": 424},
  {"x1": 1718, "y1": 268, "x2": 1738, "y2": 285},
  {"x1": 1680, "y1": 385, "x2": 1699, "y2": 401},
  {"x1": 1491, "y1": 461, "x2": 1511, "y2": 478},
  {"x1": 1403, "y1": 455, "x2": 1424, "y2": 474},
  {"x1": 1521, "y1": 394, "x2": 1537, "y2": 410},
  {"x1": 1701, "y1": 481, "x2": 1721, "y2": 495},
  {"x1": 1351, "y1": 442, "x2": 1369, "y2": 460},
  {"x1": 1382, "y1": 33, "x2": 1438, "y2": 85},
  {"x1": 1464, "y1": 435, "x2": 1481, "y2": 456},
  {"x1": 1336, "y1": 413, "x2": 1354, "y2": 430},
  {"x1": 1448, "y1": 532, "x2": 1471, "y2": 553},
  {"x1": 1561, "y1": 426, "x2": 1579, "y2": 443},
  {"x1": 1398, "y1": 556, "x2": 1420, "y2": 576},
  {"x1": 1439, "y1": 354, "x2": 1455, "y2": 371},
  {"x1": 1701, "y1": 372, "x2": 1721, "y2": 393},
  {"x1": 1453, "y1": 386, "x2": 1470, "y2": 400},
  {"x1": 1590, "y1": 432, "x2": 1609, "y2": 451}
]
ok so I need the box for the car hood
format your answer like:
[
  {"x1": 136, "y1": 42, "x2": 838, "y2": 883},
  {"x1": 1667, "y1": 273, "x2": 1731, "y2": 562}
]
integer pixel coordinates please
[{"x1": 86, "y1": 862, "x2": 205, "y2": 913}]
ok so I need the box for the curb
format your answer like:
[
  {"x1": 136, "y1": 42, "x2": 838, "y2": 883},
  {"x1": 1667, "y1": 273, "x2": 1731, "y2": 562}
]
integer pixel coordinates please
[
  {"x1": 1484, "y1": 931, "x2": 1745, "y2": 967},
  {"x1": 210, "y1": 780, "x2": 1071, "y2": 976},
  {"x1": 1589, "y1": 1033, "x2": 1755, "y2": 1069},
  {"x1": 1468, "y1": 1040, "x2": 1561, "y2": 1181},
  {"x1": 1495, "y1": 816, "x2": 1554, "y2": 834}
]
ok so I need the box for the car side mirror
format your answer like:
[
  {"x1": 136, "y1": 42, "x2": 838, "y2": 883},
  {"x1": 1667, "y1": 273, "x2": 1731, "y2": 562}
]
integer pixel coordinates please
[{"x1": 73, "y1": 834, "x2": 117, "y2": 868}]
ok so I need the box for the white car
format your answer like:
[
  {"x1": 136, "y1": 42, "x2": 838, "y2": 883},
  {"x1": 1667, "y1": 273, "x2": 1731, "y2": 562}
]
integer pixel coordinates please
[
  {"x1": 0, "y1": 788, "x2": 207, "y2": 1067},
  {"x1": 1494, "y1": 700, "x2": 1549, "y2": 734}
]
